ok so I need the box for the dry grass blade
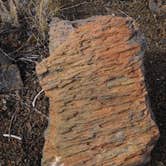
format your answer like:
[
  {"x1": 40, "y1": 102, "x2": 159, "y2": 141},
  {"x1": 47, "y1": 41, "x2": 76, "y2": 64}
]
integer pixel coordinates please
[
  {"x1": 0, "y1": 0, "x2": 19, "y2": 26},
  {"x1": 0, "y1": 0, "x2": 11, "y2": 23},
  {"x1": 37, "y1": 0, "x2": 49, "y2": 40},
  {"x1": 9, "y1": 0, "x2": 19, "y2": 26},
  {"x1": 36, "y1": 0, "x2": 60, "y2": 40},
  {"x1": 0, "y1": 0, "x2": 61, "y2": 47}
]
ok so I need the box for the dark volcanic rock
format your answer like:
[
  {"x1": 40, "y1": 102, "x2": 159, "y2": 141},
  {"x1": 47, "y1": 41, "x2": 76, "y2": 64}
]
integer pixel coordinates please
[{"x1": 0, "y1": 53, "x2": 22, "y2": 93}]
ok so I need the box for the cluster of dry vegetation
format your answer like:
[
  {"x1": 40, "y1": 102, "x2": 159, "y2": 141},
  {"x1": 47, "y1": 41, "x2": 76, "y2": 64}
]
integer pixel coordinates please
[
  {"x1": 0, "y1": 0, "x2": 66, "y2": 65},
  {"x1": 0, "y1": 0, "x2": 90, "y2": 61},
  {"x1": 0, "y1": 0, "x2": 60, "y2": 40}
]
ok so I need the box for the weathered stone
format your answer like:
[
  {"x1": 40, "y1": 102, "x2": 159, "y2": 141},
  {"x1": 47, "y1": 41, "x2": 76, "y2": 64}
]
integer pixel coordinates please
[
  {"x1": 0, "y1": 53, "x2": 22, "y2": 93},
  {"x1": 36, "y1": 16, "x2": 159, "y2": 166}
]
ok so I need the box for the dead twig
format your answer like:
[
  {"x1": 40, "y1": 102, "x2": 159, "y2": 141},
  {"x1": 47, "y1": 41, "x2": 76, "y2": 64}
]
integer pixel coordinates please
[
  {"x1": 32, "y1": 89, "x2": 44, "y2": 107},
  {"x1": 60, "y1": 1, "x2": 88, "y2": 11},
  {"x1": 8, "y1": 111, "x2": 17, "y2": 141},
  {"x1": 34, "y1": 108, "x2": 49, "y2": 120},
  {"x1": 17, "y1": 57, "x2": 38, "y2": 63},
  {"x1": 118, "y1": 9, "x2": 130, "y2": 17},
  {"x1": 3, "y1": 134, "x2": 22, "y2": 141},
  {"x1": 0, "y1": 48, "x2": 16, "y2": 62}
]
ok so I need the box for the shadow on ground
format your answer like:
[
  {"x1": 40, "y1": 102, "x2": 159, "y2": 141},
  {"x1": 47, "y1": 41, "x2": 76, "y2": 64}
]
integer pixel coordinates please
[{"x1": 144, "y1": 51, "x2": 166, "y2": 166}]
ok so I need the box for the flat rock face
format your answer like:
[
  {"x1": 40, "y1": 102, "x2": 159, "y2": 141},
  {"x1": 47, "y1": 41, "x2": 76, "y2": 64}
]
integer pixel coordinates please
[
  {"x1": 0, "y1": 54, "x2": 22, "y2": 93},
  {"x1": 36, "y1": 16, "x2": 159, "y2": 166}
]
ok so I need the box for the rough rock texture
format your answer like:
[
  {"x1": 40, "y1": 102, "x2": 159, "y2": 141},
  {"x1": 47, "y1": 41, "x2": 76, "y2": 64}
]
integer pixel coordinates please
[
  {"x1": 36, "y1": 16, "x2": 159, "y2": 166},
  {"x1": 0, "y1": 53, "x2": 22, "y2": 93}
]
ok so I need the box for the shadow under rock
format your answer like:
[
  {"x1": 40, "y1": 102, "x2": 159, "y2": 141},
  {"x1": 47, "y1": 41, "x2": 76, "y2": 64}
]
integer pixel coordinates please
[{"x1": 144, "y1": 51, "x2": 166, "y2": 166}]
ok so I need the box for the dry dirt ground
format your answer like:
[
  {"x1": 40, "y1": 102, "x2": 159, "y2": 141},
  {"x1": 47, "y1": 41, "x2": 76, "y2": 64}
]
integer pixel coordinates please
[{"x1": 0, "y1": 0, "x2": 165, "y2": 165}]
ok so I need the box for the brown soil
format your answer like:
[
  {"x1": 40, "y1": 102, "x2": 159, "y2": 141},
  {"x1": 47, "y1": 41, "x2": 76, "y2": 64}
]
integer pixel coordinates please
[{"x1": 0, "y1": 0, "x2": 165, "y2": 166}]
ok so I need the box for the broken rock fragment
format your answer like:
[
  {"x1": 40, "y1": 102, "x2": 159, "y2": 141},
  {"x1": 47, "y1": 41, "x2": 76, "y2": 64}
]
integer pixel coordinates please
[{"x1": 36, "y1": 16, "x2": 159, "y2": 166}]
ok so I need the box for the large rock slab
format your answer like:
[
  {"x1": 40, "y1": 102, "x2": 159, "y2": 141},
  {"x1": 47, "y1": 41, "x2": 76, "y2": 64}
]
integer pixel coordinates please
[{"x1": 36, "y1": 16, "x2": 159, "y2": 166}]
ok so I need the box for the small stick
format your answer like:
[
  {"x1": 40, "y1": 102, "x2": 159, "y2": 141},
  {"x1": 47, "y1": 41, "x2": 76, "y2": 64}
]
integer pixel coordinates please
[
  {"x1": 0, "y1": 48, "x2": 16, "y2": 62},
  {"x1": 32, "y1": 89, "x2": 44, "y2": 107},
  {"x1": 118, "y1": 9, "x2": 130, "y2": 17},
  {"x1": 34, "y1": 108, "x2": 49, "y2": 120},
  {"x1": 18, "y1": 57, "x2": 37, "y2": 63},
  {"x1": 61, "y1": 1, "x2": 88, "y2": 11},
  {"x1": 3, "y1": 134, "x2": 22, "y2": 141},
  {"x1": 8, "y1": 111, "x2": 17, "y2": 141}
]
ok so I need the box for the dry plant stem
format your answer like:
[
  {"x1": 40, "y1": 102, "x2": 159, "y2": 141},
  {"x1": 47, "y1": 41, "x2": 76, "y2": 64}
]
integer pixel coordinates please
[
  {"x1": 7, "y1": 92, "x2": 21, "y2": 141},
  {"x1": 3, "y1": 134, "x2": 22, "y2": 141},
  {"x1": 9, "y1": 0, "x2": 19, "y2": 26},
  {"x1": 0, "y1": 48, "x2": 16, "y2": 62},
  {"x1": 18, "y1": 57, "x2": 37, "y2": 63},
  {"x1": 34, "y1": 108, "x2": 49, "y2": 120},
  {"x1": 0, "y1": 0, "x2": 18, "y2": 25},
  {"x1": 37, "y1": 0, "x2": 49, "y2": 39},
  {"x1": 0, "y1": 0, "x2": 11, "y2": 23},
  {"x1": 32, "y1": 89, "x2": 44, "y2": 107},
  {"x1": 60, "y1": 1, "x2": 88, "y2": 11},
  {"x1": 8, "y1": 111, "x2": 17, "y2": 141},
  {"x1": 118, "y1": 9, "x2": 130, "y2": 17}
]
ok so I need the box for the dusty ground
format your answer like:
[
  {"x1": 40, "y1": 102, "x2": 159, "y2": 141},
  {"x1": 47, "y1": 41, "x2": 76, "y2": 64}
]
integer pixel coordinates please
[{"x1": 0, "y1": 0, "x2": 165, "y2": 165}]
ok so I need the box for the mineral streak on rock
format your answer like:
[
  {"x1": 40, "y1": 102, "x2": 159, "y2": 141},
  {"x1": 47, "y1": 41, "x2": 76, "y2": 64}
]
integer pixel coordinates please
[
  {"x1": 36, "y1": 16, "x2": 159, "y2": 166},
  {"x1": 0, "y1": 53, "x2": 22, "y2": 93}
]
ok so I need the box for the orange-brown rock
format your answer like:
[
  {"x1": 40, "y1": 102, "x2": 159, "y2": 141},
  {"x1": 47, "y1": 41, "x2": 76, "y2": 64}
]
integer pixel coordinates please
[{"x1": 36, "y1": 16, "x2": 159, "y2": 166}]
